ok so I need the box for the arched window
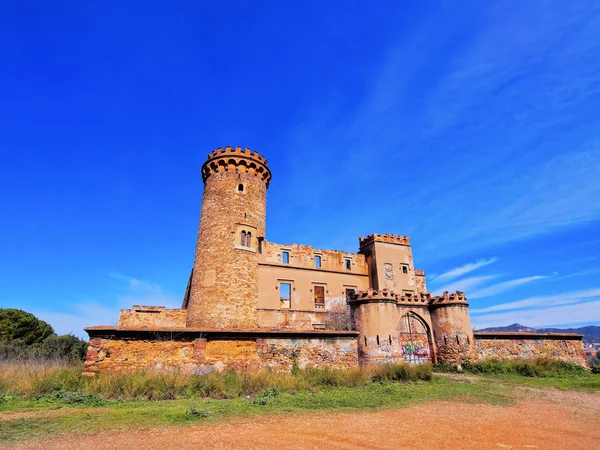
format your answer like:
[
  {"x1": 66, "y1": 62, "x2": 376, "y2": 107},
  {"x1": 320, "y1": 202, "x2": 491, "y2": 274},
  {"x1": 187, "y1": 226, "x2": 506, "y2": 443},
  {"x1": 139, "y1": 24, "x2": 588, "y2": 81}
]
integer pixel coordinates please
[
  {"x1": 246, "y1": 232, "x2": 252, "y2": 248},
  {"x1": 241, "y1": 230, "x2": 247, "y2": 247}
]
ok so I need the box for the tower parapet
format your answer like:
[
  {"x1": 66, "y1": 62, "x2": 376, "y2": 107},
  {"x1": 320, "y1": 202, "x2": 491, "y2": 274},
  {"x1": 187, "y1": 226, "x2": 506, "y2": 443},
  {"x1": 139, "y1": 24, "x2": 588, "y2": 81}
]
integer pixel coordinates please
[
  {"x1": 202, "y1": 146, "x2": 271, "y2": 187},
  {"x1": 359, "y1": 234, "x2": 410, "y2": 250}
]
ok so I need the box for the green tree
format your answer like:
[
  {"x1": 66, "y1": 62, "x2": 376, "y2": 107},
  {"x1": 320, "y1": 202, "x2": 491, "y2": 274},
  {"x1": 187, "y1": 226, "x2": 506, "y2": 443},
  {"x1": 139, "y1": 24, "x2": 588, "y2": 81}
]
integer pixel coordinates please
[
  {"x1": 0, "y1": 308, "x2": 54, "y2": 345},
  {"x1": 42, "y1": 334, "x2": 88, "y2": 362}
]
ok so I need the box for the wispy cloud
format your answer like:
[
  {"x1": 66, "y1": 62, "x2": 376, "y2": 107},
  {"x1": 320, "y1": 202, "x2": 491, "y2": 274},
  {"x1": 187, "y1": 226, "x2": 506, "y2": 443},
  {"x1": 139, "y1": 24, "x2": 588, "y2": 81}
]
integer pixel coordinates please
[
  {"x1": 431, "y1": 258, "x2": 498, "y2": 284},
  {"x1": 434, "y1": 275, "x2": 499, "y2": 295},
  {"x1": 471, "y1": 287, "x2": 600, "y2": 314},
  {"x1": 472, "y1": 299, "x2": 600, "y2": 329},
  {"x1": 32, "y1": 273, "x2": 180, "y2": 339},
  {"x1": 468, "y1": 276, "x2": 547, "y2": 299}
]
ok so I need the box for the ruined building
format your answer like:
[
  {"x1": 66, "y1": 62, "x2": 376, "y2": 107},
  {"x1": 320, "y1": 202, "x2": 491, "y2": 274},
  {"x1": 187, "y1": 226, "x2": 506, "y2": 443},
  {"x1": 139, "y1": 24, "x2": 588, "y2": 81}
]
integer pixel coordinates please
[{"x1": 84, "y1": 147, "x2": 587, "y2": 373}]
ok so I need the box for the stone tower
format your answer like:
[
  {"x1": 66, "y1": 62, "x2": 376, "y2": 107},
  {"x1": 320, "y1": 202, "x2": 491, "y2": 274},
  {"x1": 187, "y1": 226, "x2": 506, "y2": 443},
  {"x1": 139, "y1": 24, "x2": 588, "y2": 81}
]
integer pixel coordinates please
[
  {"x1": 429, "y1": 291, "x2": 477, "y2": 363},
  {"x1": 186, "y1": 146, "x2": 271, "y2": 329}
]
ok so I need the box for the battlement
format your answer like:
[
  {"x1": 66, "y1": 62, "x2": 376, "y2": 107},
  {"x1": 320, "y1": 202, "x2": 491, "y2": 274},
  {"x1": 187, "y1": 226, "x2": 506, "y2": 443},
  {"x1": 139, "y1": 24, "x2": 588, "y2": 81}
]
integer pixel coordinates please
[
  {"x1": 349, "y1": 289, "x2": 398, "y2": 302},
  {"x1": 201, "y1": 146, "x2": 272, "y2": 187},
  {"x1": 414, "y1": 269, "x2": 425, "y2": 276},
  {"x1": 359, "y1": 234, "x2": 410, "y2": 248},
  {"x1": 397, "y1": 291, "x2": 430, "y2": 304},
  {"x1": 430, "y1": 290, "x2": 468, "y2": 306}
]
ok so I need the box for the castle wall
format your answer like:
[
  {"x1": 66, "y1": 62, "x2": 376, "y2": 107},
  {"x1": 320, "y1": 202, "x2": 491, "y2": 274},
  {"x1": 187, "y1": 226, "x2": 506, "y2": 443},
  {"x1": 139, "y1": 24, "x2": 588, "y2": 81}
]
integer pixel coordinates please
[
  {"x1": 474, "y1": 332, "x2": 588, "y2": 367},
  {"x1": 118, "y1": 306, "x2": 187, "y2": 328},
  {"x1": 84, "y1": 328, "x2": 358, "y2": 374},
  {"x1": 256, "y1": 242, "x2": 368, "y2": 329}
]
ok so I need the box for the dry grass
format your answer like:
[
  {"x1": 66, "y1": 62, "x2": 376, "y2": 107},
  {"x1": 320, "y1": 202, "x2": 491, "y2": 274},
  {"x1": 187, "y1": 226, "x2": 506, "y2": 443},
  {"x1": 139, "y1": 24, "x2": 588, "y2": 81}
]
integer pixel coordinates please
[{"x1": 0, "y1": 361, "x2": 433, "y2": 401}]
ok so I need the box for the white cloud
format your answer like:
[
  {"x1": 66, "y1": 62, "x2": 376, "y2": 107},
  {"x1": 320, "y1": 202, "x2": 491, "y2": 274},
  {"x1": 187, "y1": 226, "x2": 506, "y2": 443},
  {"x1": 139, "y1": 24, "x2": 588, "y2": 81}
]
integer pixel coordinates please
[
  {"x1": 33, "y1": 273, "x2": 180, "y2": 339},
  {"x1": 471, "y1": 287, "x2": 600, "y2": 314},
  {"x1": 430, "y1": 258, "x2": 499, "y2": 284},
  {"x1": 472, "y1": 299, "x2": 600, "y2": 329},
  {"x1": 468, "y1": 276, "x2": 547, "y2": 299},
  {"x1": 433, "y1": 275, "x2": 499, "y2": 295}
]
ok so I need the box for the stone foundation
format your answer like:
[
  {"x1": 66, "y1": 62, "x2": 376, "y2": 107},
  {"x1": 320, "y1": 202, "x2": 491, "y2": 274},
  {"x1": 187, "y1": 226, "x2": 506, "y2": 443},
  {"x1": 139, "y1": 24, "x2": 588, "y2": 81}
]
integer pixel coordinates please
[
  {"x1": 474, "y1": 332, "x2": 588, "y2": 367},
  {"x1": 84, "y1": 327, "x2": 358, "y2": 374}
]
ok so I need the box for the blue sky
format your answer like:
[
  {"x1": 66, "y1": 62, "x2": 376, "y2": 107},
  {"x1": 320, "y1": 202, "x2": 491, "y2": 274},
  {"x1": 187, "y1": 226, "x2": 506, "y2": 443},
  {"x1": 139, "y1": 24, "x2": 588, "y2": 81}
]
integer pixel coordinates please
[{"x1": 1, "y1": 1, "x2": 600, "y2": 338}]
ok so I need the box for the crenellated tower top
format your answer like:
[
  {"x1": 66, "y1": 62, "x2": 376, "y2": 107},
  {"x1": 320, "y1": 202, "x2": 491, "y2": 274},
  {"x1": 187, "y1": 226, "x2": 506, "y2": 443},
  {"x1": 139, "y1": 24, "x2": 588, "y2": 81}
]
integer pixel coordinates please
[
  {"x1": 429, "y1": 290, "x2": 468, "y2": 308},
  {"x1": 201, "y1": 146, "x2": 272, "y2": 187},
  {"x1": 359, "y1": 234, "x2": 411, "y2": 249}
]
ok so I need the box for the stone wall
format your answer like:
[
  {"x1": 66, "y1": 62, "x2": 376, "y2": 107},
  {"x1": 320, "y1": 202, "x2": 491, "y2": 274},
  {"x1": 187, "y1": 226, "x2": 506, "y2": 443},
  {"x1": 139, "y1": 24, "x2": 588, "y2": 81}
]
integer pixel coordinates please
[
  {"x1": 474, "y1": 332, "x2": 588, "y2": 367},
  {"x1": 84, "y1": 327, "x2": 358, "y2": 374},
  {"x1": 118, "y1": 306, "x2": 187, "y2": 328}
]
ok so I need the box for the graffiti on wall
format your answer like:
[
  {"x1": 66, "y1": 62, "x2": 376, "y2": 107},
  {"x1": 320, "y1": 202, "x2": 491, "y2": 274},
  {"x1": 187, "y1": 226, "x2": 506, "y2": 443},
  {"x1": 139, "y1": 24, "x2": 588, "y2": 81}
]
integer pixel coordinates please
[{"x1": 399, "y1": 313, "x2": 431, "y2": 364}]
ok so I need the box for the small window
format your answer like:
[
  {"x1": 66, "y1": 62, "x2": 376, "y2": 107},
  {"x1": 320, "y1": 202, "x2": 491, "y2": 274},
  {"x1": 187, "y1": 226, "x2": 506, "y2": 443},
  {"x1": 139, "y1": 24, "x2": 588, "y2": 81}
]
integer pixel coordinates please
[
  {"x1": 456, "y1": 335, "x2": 460, "y2": 344},
  {"x1": 389, "y1": 335, "x2": 392, "y2": 345},
  {"x1": 282, "y1": 251, "x2": 289, "y2": 264},
  {"x1": 376, "y1": 335, "x2": 380, "y2": 345},
  {"x1": 364, "y1": 336, "x2": 367, "y2": 346},
  {"x1": 402, "y1": 265, "x2": 408, "y2": 274},
  {"x1": 280, "y1": 283, "x2": 291, "y2": 309},
  {"x1": 240, "y1": 230, "x2": 247, "y2": 247},
  {"x1": 238, "y1": 184, "x2": 244, "y2": 192},
  {"x1": 314, "y1": 285, "x2": 325, "y2": 307},
  {"x1": 315, "y1": 255, "x2": 321, "y2": 268},
  {"x1": 345, "y1": 288, "x2": 355, "y2": 301},
  {"x1": 246, "y1": 232, "x2": 252, "y2": 248},
  {"x1": 344, "y1": 259, "x2": 351, "y2": 270}
]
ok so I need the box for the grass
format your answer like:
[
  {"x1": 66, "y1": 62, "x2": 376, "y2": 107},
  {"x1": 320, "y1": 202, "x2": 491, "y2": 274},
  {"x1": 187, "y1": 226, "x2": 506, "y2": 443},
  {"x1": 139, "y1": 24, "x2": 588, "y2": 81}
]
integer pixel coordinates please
[
  {"x1": 0, "y1": 362, "x2": 432, "y2": 401},
  {"x1": 1, "y1": 360, "x2": 599, "y2": 444},
  {"x1": 0, "y1": 375, "x2": 512, "y2": 443}
]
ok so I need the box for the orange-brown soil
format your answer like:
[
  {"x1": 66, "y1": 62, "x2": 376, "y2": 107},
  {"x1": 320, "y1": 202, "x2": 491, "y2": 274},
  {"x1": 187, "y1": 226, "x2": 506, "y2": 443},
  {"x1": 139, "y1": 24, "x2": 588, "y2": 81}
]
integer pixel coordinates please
[{"x1": 7, "y1": 393, "x2": 600, "y2": 450}]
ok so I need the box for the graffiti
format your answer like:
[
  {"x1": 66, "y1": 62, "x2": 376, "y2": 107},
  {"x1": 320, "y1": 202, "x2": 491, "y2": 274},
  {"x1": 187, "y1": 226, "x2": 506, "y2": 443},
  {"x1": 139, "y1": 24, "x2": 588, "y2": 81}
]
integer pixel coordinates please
[
  {"x1": 190, "y1": 365, "x2": 216, "y2": 375},
  {"x1": 399, "y1": 313, "x2": 432, "y2": 364},
  {"x1": 256, "y1": 343, "x2": 302, "y2": 358}
]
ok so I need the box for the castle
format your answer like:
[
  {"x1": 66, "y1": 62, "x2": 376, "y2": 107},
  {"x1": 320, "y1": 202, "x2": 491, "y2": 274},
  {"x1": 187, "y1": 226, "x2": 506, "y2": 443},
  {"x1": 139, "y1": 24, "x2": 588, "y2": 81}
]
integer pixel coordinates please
[{"x1": 84, "y1": 147, "x2": 587, "y2": 373}]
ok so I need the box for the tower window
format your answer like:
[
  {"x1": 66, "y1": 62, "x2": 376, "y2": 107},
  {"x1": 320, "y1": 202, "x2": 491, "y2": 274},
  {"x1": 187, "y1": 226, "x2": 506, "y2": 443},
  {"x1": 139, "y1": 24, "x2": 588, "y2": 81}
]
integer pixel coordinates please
[
  {"x1": 279, "y1": 283, "x2": 291, "y2": 309},
  {"x1": 401, "y1": 264, "x2": 408, "y2": 274},
  {"x1": 246, "y1": 232, "x2": 252, "y2": 248},
  {"x1": 344, "y1": 258, "x2": 351, "y2": 270},
  {"x1": 241, "y1": 230, "x2": 247, "y2": 247},
  {"x1": 315, "y1": 255, "x2": 321, "y2": 268},
  {"x1": 238, "y1": 184, "x2": 244, "y2": 192},
  {"x1": 282, "y1": 251, "x2": 289, "y2": 264}
]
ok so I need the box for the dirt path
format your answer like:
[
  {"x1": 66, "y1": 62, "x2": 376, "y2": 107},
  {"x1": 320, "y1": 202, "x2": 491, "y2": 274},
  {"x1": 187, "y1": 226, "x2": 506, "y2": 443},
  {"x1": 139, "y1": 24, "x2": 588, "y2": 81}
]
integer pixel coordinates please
[{"x1": 6, "y1": 393, "x2": 600, "y2": 450}]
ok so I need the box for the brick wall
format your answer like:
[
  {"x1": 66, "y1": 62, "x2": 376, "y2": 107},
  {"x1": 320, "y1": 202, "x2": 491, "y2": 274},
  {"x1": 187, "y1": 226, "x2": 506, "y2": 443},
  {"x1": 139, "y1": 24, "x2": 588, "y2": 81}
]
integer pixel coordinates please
[
  {"x1": 84, "y1": 328, "x2": 358, "y2": 374},
  {"x1": 474, "y1": 332, "x2": 588, "y2": 367}
]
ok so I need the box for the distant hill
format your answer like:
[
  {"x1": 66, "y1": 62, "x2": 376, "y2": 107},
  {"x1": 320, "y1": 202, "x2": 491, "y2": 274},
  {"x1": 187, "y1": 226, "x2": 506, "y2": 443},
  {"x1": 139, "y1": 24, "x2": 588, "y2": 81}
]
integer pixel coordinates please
[{"x1": 476, "y1": 323, "x2": 600, "y2": 344}]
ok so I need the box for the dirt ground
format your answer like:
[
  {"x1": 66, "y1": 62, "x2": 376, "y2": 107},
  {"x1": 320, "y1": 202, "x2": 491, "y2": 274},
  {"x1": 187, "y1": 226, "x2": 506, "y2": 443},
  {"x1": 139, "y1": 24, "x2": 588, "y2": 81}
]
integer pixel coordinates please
[{"x1": 7, "y1": 392, "x2": 600, "y2": 450}]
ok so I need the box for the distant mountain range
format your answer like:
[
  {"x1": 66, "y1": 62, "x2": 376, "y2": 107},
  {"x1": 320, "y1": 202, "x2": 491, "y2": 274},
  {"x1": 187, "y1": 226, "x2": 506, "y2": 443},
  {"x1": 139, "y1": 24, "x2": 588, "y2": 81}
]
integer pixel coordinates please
[{"x1": 476, "y1": 323, "x2": 600, "y2": 344}]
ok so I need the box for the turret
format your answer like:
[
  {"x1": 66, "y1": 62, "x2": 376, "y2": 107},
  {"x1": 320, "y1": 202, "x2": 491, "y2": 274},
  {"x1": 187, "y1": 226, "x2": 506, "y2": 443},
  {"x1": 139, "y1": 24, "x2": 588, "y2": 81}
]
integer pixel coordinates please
[
  {"x1": 429, "y1": 291, "x2": 476, "y2": 363},
  {"x1": 185, "y1": 146, "x2": 271, "y2": 328}
]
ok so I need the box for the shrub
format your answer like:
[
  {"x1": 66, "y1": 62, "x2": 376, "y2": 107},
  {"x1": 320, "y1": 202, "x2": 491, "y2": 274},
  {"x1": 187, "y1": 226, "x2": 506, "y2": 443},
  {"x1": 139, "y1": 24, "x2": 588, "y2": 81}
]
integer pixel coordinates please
[
  {"x1": 184, "y1": 406, "x2": 210, "y2": 420},
  {"x1": 438, "y1": 358, "x2": 588, "y2": 377}
]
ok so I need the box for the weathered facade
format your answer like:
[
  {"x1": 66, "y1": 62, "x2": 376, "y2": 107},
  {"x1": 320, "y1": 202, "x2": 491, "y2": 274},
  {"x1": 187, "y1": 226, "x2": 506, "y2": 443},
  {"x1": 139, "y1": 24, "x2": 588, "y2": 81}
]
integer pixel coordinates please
[{"x1": 84, "y1": 147, "x2": 588, "y2": 373}]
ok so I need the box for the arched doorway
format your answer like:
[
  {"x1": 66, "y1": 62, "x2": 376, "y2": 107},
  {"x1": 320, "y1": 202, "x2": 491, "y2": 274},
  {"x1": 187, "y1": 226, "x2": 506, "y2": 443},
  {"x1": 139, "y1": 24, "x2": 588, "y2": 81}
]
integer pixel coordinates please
[{"x1": 399, "y1": 313, "x2": 432, "y2": 364}]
